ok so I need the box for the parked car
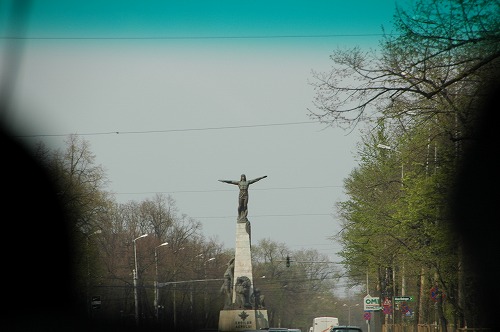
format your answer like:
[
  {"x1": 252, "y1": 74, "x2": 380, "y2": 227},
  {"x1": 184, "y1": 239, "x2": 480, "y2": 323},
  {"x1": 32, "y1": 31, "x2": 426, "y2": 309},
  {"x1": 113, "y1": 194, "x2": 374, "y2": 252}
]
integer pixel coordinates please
[{"x1": 330, "y1": 326, "x2": 363, "y2": 332}]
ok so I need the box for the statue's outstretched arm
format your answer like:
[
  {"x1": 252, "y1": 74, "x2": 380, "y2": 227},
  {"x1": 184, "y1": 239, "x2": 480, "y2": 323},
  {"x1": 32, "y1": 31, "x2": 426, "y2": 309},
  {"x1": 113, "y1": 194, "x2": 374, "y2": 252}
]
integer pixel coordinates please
[
  {"x1": 248, "y1": 175, "x2": 267, "y2": 184},
  {"x1": 219, "y1": 179, "x2": 238, "y2": 185}
]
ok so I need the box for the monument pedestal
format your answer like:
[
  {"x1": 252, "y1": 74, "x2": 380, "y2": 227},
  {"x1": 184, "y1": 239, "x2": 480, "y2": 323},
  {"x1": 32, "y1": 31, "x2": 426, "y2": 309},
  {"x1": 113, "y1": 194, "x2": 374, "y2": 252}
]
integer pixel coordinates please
[
  {"x1": 219, "y1": 309, "x2": 269, "y2": 332},
  {"x1": 218, "y1": 221, "x2": 269, "y2": 331}
]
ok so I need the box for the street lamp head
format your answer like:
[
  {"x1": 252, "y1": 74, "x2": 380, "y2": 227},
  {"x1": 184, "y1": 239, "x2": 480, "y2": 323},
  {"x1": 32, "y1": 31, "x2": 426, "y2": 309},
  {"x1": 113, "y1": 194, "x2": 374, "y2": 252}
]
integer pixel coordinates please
[
  {"x1": 206, "y1": 257, "x2": 215, "y2": 263},
  {"x1": 377, "y1": 143, "x2": 393, "y2": 151},
  {"x1": 377, "y1": 143, "x2": 401, "y2": 153},
  {"x1": 157, "y1": 242, "x2": 169, "y2": 248},
  {"x1": 134, "y1": 233, "x2": 149, "y2": 242}
]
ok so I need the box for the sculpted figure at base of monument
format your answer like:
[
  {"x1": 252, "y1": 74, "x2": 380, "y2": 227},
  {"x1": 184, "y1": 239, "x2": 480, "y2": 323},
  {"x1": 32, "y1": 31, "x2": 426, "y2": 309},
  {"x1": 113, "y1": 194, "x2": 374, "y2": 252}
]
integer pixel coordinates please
[
  {"x1": 251, "y1": 288, "x2": 265, "y2": 309},
  {"x1": 220, "y1": 258, "x2": 235, "y2": 309},
  {"x1": 235, "y1": 276, "x2": 252, "y2": 308}
]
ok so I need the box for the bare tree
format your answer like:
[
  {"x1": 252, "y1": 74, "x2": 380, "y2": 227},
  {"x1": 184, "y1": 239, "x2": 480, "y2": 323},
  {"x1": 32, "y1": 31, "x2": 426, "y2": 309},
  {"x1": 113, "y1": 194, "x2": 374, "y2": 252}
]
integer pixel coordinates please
[
  {"x1": 43, "y1": 134, "x2": 111, "y2": 232},
  {"x1": 309, "y1": 0, "x2": 500, "y2": 143}
]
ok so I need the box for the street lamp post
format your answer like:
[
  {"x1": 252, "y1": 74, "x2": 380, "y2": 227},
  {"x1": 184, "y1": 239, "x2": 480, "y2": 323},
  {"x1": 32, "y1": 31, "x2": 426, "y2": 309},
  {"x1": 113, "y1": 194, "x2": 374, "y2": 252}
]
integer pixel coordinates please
[
  {"x1": 343, "y1": 303, "x2": 360, "y2": 326},
  {"x1": 86, "y1": 229, "x2": 102, "y2": 317},
  {"x1": 154, "y1": 241, "x2": 169, "y2": 321},
  {"x1": 133, "y1": 233, "x2": 149, "y2": 326},
  {"x1": 203, "y1": 257, "x2": 215, "y2": 324},
  {"x1": 172, "y1": 247, "x2": 185, "y2": 329},
  {"x1": 377, "y1": 142, "x2": 406, "y2": 299}
]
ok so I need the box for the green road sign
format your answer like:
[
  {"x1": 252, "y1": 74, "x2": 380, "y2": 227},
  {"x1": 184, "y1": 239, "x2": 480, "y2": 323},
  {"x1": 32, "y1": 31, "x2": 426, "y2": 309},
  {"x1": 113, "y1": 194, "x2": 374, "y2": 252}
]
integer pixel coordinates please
[{"x1": 394, "y1": 296, "x2": 413, "y2": 302}]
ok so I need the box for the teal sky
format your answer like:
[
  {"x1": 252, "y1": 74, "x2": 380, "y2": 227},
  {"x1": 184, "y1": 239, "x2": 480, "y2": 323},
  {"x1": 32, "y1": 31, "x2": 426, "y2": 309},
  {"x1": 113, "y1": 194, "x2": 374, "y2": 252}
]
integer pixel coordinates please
[{"x1": 2, "y1": 1, "x2": 398, "y2": 47}]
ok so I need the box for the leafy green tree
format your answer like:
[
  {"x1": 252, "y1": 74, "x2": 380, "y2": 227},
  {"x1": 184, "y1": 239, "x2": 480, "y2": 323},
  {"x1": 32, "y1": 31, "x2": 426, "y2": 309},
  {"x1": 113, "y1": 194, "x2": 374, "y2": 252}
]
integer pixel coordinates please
[
  {"x1": 334, "y1": 119, "x2": 466, "y2": 329},
  {"x1": 310, "y1": 0, "x2": 499, "y2": 329}
]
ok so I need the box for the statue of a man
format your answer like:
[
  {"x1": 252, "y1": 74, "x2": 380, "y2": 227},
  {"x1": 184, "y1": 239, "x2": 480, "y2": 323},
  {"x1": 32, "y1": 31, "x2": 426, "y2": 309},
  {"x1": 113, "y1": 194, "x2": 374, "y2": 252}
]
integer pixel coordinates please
[{"x1": 218, "y1": 174, "x2": 267, "y2": 221}]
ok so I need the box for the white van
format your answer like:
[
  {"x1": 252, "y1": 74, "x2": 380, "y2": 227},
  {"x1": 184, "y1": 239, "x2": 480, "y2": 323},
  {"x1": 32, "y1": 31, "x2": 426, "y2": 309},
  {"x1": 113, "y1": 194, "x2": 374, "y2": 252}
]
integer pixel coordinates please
[{"x1": 310, "y1": 317, "x2": 339, "y2": 332}]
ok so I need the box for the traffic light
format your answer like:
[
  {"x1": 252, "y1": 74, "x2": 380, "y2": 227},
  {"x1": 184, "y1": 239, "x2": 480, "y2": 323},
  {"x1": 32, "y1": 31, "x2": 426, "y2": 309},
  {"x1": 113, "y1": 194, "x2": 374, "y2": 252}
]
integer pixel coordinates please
[
  {"x1": 91, "y1": 295, "x2": 101, "y2": 310},
  {"x1": 286, "y1": 255, "x2": 290, "y2": 267}
]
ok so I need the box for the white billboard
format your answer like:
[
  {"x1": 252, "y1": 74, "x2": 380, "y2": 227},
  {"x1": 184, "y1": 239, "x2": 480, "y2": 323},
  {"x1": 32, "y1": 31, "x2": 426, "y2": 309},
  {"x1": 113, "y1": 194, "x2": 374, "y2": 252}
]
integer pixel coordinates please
[{"x1": 364, "y1": 295, "x2": 381, "y2": 311}]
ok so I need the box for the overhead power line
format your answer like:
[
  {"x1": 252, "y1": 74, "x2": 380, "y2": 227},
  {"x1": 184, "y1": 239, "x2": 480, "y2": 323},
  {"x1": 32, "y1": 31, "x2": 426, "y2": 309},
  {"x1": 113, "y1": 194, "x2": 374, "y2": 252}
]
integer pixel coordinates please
[
  {"x1": 0, "y1": 33, "x2": 396, "y2": 41},
  {"x1": 192, "y1": 213, "x2": 333, "y2": 219},
  {"x1": 17, "y1": 121, "x2": 319, "y2": 138},
  {"x1": 115, "y1": 185, "x2": 342, "y2": 196}
]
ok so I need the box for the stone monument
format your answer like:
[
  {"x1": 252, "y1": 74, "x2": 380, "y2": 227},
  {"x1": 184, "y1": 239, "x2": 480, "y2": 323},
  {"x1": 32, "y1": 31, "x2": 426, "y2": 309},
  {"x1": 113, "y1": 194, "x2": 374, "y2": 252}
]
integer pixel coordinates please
[{"x1": 218, "y1": 174, "x2": 269, "y2": 332}]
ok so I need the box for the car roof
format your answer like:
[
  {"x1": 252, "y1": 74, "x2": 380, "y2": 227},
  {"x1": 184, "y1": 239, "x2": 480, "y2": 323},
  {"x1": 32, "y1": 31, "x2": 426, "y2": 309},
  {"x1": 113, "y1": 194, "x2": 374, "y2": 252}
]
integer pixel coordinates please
[{"x1": 331, "y1": 326, "x2": 362, "y2": 332}]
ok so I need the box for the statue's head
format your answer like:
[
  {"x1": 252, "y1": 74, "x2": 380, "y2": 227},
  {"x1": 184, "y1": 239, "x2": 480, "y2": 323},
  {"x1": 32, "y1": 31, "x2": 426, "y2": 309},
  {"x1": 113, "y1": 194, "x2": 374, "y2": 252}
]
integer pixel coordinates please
[{"x1": 240, "y1": 174, "x2": 246, "y2": 180}]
